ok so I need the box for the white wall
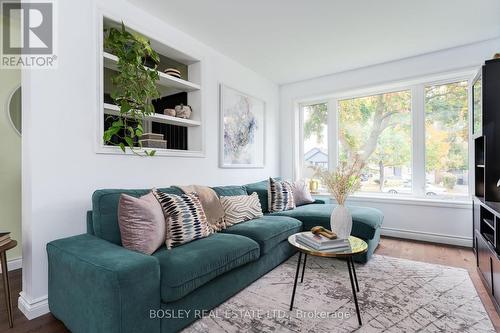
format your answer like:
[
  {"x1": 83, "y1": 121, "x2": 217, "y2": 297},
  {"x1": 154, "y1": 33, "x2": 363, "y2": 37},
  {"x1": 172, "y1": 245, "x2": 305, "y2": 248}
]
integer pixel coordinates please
[
  {"x1": 280, "y1": 38, "x2": 500, "y2": 249},
  {"x1": 0, "y1": 16, "x2": 21, "y2": 267},
  {"x1": 20, "y1": 0, "x2": 280, "y2": 318},
  {"x1": 0, "y1": 43, "x2": 21, "y2": 262}
]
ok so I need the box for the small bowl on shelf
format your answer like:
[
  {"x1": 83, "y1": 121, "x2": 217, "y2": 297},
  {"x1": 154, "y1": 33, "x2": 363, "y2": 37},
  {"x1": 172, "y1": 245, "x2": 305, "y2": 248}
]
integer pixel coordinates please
[{"x1": 163, "y1": 68, "x2": 181, "y2": 79}]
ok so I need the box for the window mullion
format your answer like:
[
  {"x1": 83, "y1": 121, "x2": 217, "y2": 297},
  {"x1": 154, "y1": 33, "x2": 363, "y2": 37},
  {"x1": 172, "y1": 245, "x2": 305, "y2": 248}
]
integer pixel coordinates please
[
  {"x1": 412, "y1": 85, "x2": 426, "y2": 196},
  {"x1": 328, "y1": 98, "x2": 338, "y2": 172},
  {"x1": 296, "y1": 103, "x2": 304, "y2": 180}
]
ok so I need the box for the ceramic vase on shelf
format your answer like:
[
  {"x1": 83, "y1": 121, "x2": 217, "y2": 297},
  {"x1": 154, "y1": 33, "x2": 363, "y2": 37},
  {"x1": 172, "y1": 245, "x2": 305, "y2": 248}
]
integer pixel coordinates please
[{"x1": 330, "y1": 204, "x2": 352, "y2": 240}]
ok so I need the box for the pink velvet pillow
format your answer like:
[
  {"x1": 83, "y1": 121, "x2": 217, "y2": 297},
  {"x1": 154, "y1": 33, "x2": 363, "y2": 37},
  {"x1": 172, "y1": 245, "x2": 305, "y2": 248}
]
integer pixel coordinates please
[{"x1": 118, "y1": 192, "x2": 165, "y2": 255}]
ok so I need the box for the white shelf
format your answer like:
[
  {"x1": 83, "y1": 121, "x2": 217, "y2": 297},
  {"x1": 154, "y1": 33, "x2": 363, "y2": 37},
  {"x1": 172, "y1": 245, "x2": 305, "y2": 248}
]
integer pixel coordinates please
[
  {"x1": 96, "y1": 144, "x2": 205, "y2": 158},
  {"x1": 103, "y1": 103, "x2": 201, "y2": 127},
  {"x1": 103, "y1": 52, "x2": 201, "y2": 92}
]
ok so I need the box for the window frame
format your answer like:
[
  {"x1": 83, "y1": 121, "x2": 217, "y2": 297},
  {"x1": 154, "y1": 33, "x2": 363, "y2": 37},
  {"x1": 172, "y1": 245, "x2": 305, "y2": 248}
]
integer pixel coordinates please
[{"x1": 296, "y1": 70, "x2": 475, "y2": 203}]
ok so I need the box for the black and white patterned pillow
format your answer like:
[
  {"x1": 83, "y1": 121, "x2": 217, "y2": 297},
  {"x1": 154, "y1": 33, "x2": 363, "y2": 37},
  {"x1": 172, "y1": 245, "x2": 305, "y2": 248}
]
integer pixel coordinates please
[
  {"x1": 153, "y1": 189, "x2": 210, "y2": 249},
  {"x1": 268, "y1": 178, "x2": 295, "y2": 213},
  {"x1": 220, "y1": 192, "x2": 263, "y2": 227}
]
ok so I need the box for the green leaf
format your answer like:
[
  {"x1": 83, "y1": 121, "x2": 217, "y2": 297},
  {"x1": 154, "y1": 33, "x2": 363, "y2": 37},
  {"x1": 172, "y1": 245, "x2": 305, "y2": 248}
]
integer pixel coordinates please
[
  {"x1": 112, "y1": 119, "x2": 123, "y2": 127},
  {"x1": 124, "y1": 137, "x2": 134, "y2": 148},
  {"x1": 120, "y1": 101, "x2": 131, "y2": 114},
  {"x1": 119, "y1": 143, "x2": 126, "y2": 152}
]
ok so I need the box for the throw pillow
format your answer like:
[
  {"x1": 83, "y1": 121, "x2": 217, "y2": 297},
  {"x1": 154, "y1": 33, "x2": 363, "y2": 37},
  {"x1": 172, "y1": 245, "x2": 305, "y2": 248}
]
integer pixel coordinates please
[
  {"x1": 118, "y1": 192, "x2": 166, "y2": 255},
  {"x1": 153, "y1": 189, "x2": 210, "y2": 249},
  {"x1": 290, "y1": 180, "x2": 315, "y2": 206},
  {"x1": 220, "y1": 192, "x2": 263, "y2": 227},
  {"x1": 268, "y1": 177, "x2": 296, "y2": 213}
]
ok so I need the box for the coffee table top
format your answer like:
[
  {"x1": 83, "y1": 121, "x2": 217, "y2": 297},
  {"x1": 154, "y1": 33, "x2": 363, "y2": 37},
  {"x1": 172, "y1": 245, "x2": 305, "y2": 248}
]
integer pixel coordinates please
[{"x1": 288, "y1": 232, "x2": 367, "y2": 258}]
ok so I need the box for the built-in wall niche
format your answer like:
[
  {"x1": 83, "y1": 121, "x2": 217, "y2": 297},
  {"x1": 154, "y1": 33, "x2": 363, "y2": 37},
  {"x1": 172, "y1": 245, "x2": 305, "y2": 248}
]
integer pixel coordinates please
[{"x1": 98, "y1": 16, "x2": 204, "y2": 157}]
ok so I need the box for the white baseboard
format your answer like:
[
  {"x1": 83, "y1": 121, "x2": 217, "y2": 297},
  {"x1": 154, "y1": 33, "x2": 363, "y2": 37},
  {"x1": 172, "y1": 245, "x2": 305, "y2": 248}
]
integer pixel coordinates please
[
  {"x1": 381, "y1": 227, "x2": 472, "y2": 247},
  {"x1": 0, "y1": 257, "x2": 22, "y2": 273},
  {"x1": 18, "y1": 292, "x2": 49, "y2": 320}
]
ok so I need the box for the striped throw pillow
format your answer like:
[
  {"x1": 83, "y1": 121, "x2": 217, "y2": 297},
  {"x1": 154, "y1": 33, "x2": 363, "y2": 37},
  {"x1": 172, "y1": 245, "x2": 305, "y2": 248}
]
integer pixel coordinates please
[
  {"x1": 220, "y1": 192, "x2": 263, "y2": 227},
  {"x1": 268, "y1": 178, "x2": 295, "y2": 213},
  {"x1": 153, "y1": 189, "x2": 210, "y2": 249}
]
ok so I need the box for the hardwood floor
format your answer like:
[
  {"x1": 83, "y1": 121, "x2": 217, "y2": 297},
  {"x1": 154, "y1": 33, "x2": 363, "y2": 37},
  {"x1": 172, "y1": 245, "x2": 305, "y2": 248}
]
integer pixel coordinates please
[
  {"x1": 0, "y1": 269, "x2": 68, "y2": 333},
  {"x1": 0, "y1": 237, "x2": 499, "y2": 332}
]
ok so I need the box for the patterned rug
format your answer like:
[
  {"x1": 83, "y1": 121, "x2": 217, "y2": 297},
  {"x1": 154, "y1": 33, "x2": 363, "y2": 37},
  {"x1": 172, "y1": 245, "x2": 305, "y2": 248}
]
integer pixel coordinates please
[{"x1": 183, "y1": 254, "x2": 495, "y2": 332}]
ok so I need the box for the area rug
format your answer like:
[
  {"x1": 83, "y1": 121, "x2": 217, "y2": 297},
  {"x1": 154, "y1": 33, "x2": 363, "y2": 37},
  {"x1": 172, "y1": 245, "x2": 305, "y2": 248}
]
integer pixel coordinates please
[{"x1": 183, "y1": 254, "x2": 495, "y2": 332}]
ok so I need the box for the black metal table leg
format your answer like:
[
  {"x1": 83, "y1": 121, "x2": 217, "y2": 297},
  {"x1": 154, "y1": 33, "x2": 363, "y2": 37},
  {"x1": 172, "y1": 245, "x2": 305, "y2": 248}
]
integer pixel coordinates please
[
  {"x1": 350, "y1": 257, "x2": 359, "y2": 292},
  {"x1": 289, "y1": 252, "x2": 302, "y2": 310},
  {"x1": 300, "y1": 253, "x2": 307, "y2": 283},
  {"x1": 347, "y1": 257, "x2": 362, "y2": 326}
]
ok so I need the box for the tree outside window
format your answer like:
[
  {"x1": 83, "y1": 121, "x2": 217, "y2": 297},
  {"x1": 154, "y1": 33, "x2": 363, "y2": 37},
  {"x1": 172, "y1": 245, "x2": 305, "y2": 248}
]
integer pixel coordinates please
[
  {"x1": 425, "y1": 81, "x2": 468, "y2": 196},
  {"x1": 338, "y1": 90, "x2": 412, "y2": 194}
]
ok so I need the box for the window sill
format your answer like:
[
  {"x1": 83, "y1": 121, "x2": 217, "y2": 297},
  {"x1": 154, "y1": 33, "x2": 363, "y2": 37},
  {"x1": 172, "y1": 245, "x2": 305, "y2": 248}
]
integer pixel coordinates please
[{"x1": 311, "y1": 192, "x2": 472, "y2": 209}]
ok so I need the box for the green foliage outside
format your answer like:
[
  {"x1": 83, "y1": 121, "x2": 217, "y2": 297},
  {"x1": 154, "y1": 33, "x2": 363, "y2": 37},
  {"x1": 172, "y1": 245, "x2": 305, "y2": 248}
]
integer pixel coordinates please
[
  {"x1": 425, "y1": 82, "x2": 468, "y2": 176},
  {"x1": 442, "y1": 172, "x2": 458, "y2": 190}
]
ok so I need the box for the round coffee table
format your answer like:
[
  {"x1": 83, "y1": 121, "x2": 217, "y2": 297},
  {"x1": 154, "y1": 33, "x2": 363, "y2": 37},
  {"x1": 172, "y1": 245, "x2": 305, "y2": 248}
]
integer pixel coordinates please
[{"x1": 288, "y1": 233, "x2": 368, "y2": 326}]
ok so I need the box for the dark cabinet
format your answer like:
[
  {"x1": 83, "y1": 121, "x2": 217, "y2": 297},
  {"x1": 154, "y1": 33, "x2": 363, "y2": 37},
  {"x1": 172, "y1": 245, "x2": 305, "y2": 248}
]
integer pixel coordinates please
[
  {"x1": 473, "y1": 200, "x2": 480, "y2": 253},
  {"x1": 494, "y1": 258, "x2": 500, "y2": 305},
  {"x1": 477, "y1": 231, "x2": 493, "y2": 290},
  {"x1": 473, "y1": 58, "x2": 500, "y2": 314}
]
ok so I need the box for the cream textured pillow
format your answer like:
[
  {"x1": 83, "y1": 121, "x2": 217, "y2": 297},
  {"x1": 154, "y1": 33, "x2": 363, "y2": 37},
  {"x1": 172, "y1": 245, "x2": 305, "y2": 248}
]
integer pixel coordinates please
[
  {"x1": 118, "y1": 192, "x2": 166, "y2": 255},
  {"x1": 290, "y1": 180, "x2": 315, "y2": 206},
  {"x1": 220, "y1": 192, "x2": 263, "y2": 227}
]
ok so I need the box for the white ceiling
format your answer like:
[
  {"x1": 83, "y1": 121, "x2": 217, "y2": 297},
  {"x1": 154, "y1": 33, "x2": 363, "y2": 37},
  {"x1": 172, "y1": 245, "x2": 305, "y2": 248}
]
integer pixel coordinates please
[{"x1": 129, "y1": 0, "x2": 500, "y2": 84}]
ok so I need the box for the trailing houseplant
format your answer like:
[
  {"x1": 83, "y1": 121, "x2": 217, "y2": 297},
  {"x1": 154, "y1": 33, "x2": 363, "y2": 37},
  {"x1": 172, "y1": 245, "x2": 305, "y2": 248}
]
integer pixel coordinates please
[
  {"x1": 103, "y1": 22, "x2": 160, "y2": 156},
  {"x1": 314, "y1": 156, "x2": 364, "y2": 239}
]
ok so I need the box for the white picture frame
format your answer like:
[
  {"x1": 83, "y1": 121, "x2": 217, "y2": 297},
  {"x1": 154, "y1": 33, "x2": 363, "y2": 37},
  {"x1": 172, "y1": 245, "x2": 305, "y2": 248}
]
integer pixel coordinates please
[{"x1": 219, "y1": 84, "x2": 265, "y2": 168}]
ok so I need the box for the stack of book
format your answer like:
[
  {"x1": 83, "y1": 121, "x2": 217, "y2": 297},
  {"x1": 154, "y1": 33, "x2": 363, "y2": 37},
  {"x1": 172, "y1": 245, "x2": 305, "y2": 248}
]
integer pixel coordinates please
[
  {"x1": 0, "y1": 232, "x2": 11, "y2": 247},
  {"x1": 296, "y1": 232, "x2": 350, "y2": 251}
]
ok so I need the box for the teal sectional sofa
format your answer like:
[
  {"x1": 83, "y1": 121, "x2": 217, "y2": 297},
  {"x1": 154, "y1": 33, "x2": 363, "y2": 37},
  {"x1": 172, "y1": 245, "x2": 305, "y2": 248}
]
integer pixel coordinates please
[{"x1": 47, "y1": 180, "x2": 383, "y2": 333}]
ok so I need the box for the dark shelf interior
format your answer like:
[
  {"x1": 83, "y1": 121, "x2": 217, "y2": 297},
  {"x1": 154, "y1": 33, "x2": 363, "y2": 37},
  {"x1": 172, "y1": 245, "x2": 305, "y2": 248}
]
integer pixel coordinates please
[
  {"x1": 483, "y1": 217, "x2": 494, "y2": 229},
  {"x1": 152, "y1": 92, "x2": 189, "y2": 150}
]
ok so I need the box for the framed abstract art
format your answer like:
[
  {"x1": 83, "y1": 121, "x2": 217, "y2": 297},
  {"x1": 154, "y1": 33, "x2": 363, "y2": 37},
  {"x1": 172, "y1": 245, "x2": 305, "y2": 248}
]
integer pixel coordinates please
[{"x1": 219, "y1": 84, "x2": 265, "y2": 168}]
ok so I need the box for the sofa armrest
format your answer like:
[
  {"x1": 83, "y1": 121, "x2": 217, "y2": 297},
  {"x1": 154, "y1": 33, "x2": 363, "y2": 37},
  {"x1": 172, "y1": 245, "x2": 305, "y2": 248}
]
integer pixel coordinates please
[
  {"x1": 47, "y1": 234, "x2": 160, "y2": 333},
  {"x1": 312, "y1": 199, "x2": 326, "y2": 204}
]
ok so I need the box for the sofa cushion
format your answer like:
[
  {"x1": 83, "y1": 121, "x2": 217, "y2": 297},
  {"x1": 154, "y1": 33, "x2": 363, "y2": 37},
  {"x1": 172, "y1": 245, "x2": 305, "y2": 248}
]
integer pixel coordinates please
[
  {"x1": 222, "y1": 216, "x2": 302, "y2": 254},
  {"x1": 211, "y1": 185, "x2": 247, "y2": 197},
  {"x1": 268, "y1": 204, "x2": 383, "y2": 240},
  {"x1": 92, "y1": 187, "x2": 183, "y2": 245},
  {"x1": 244, "y1": 178, "x2": 280, "y2": 213},
  {"x1": 153, "y1": 233, "x2": 260, "y2": 303}
]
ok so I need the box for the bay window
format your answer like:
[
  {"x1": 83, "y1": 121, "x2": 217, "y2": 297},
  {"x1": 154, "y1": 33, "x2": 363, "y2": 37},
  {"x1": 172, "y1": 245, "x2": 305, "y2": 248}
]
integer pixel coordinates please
[{"x1": 298, "y1": 75, "x2": 470, "y2": 200}]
